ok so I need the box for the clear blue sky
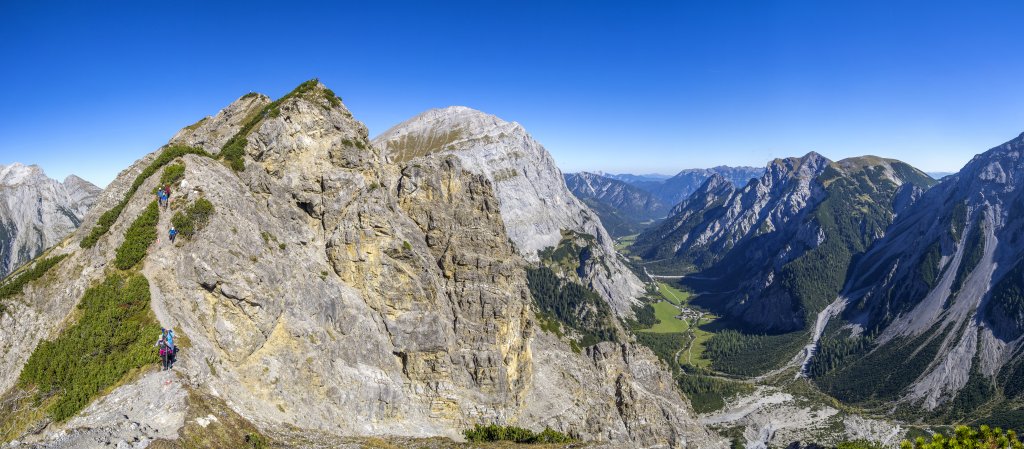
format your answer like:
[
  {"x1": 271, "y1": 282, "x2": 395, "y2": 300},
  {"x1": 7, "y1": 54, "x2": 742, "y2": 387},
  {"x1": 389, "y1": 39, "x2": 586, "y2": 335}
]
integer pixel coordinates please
[{"x1": 2, "y1": 1, "x2": 1023, "y2": 186}]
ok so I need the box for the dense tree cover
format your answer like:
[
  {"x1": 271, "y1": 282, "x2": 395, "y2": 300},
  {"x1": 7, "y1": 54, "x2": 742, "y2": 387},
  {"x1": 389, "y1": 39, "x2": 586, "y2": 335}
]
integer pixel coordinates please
[
  {"x1": 159, "y1": 163, "x2": 185, "y2": 186},
  {"x1": 18, "y1": 273, "x2": 161, "y2": 421},
  {"x1": 525, "y1": 266, "x2": 618, "y2": 346},
  {"x1": 171, "y1": 198, "x2": 215, "y2": 239},
  {"x1": 781, "y1": 165, "x2": 902, "y2": 322},
  {"x1": 676, "y1": 367, "x2": 753, "y2": 412},
  {"x1": 816, "y1": 324, "x2": 950, "y2": 404},
  {"x1": 805, "y1": 333, "x2": 870, "y2": 379},
  {"x1": 917, "y1": 241, "x2": 943, "y2": 290},
  {"x1": 81, "y1": 145, "x2": 211, "y2": 248},
  {"x1": 900, "y1": 425, "x2": 1023, "y2": 449},
  {"x1": 704, "y1": 329, "x2": 808, "y2": 376},
  {"x1": 114, "y1": 201, "x2": 159, "y2": 270},
  {"x1": 951, "y1": 219, "x2": 985, "y2": 297},
  {"x1": 630, "y1": 303, "x2": 658, "y2": 328},
  {"x1": 989, "y1": 259, "x2": 1024, "y2": 340},
  {"x1": 463, "y1": 424, "x2": 574, "y2": 444},
  {"x1": 950, "y1": 201, "x2": 968, "y2": 242},
  {"x1": 634, "y1": 331, "x2": 686, "y2": 369},
  {"x1": 0, "y1": 254, "x2": 67, "y2": 313}
]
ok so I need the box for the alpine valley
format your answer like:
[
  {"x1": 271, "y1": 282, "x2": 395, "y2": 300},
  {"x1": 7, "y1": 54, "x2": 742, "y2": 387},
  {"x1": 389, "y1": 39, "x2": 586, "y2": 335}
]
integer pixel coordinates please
[{"x1": 3, "y1": 80, "x2": 1024, "y2": 449}]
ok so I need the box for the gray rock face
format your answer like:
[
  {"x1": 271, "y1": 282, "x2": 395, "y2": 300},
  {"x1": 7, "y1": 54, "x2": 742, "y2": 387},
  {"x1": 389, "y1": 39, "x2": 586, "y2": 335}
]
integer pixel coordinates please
[
  {"x1": 564, "y1": 172, "x2": 668, "y2": 237},
  {"x1": 0, "y1": 84, "x2": 725, "y2": 448},
  {"x1": 828, "y1": 132, "x2": 1024, "y2": 411},
  {"x1": 0, "y1": 164, "x2": 100, "y2": 279},
  {"x1": 373, "y1": 106, "x2": 645, "y2": 317}
]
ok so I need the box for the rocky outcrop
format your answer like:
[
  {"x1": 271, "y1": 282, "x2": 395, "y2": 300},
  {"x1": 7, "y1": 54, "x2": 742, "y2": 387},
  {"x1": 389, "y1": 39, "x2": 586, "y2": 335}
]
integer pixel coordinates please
[
  {"x1": 564, "y1": 172, "x2": 668, "y2": 237},
  {"x1": 0, "y1": 164, "x2": 100, "y2": 279},
  {"x1": 373, "y1": 106, "x2": 644, "y2": 317},
  {"x1": 0, "y1": 83, "x2": 725, "y2": 448}
]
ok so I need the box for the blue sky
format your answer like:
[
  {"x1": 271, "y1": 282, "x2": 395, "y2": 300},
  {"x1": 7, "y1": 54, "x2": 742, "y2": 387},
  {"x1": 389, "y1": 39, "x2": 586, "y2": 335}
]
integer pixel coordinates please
[{"x1": 2, "y1": 1, "x2": 1023, "y2": 186}]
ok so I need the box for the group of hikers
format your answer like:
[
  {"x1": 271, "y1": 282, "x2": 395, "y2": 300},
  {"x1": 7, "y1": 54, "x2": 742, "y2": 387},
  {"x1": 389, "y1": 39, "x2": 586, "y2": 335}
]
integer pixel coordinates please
[
  {"x1": 156, "y1": 184, "x2": 172, "y2": 208},
  {"x1": 155, "y1": 185, "x2": 178, "y2": 244},
  {"x1": 156, "y1": 328, "x2": 177, "y2": 370}
]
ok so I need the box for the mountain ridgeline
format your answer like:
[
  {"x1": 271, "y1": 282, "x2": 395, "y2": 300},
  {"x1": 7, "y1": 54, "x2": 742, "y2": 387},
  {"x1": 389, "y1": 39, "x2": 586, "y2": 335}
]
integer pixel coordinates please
[
  {"x1": 809, "y1": 133, "x2": 1024, "y2": 425},
  {"x1": 563, "y1": 172, "x2": 668, "y2": 236},
  {"x1": 632, "y1": 152, "x2": 935, "y2": 372},
  {"x1": 0, "y1": 164, "x2": 100, "y2": 279},
  {"x1": 563, "y1": 167, "x2": 765, "y2": 237},
  {"x1": 0, "y1": 81, "x2": 724, "y2": 448}
]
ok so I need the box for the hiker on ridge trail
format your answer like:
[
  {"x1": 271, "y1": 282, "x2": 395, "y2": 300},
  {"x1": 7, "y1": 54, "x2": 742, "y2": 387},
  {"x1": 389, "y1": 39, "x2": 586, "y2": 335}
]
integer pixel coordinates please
[
  {"x1": 169, "y1": 227, "x2": 177, "y2": 243},
  {"x1": 157, "y1": 329, "x2": 171, "y2": 370},
  {"x1": 158, "y1": 189, "x2": 167, "y2": 208},
  {"x1": 163, "y1": 184, "x2": 171, "y2": 205},
  {"x1": 166, "y1": 328, "x2": 177, "y2": 368}
]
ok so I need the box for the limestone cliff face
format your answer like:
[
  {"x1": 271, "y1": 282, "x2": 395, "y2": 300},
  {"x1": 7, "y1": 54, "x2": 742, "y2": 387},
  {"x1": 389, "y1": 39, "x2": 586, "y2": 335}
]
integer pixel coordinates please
[
  {"x1": 0, "y1": 84, "x2": 724, "y2": 448},
  {"x1": 0, "y1": 164, "x2": 100, "y2": 279},
  {"x1": 373, "y1": 106, "x2": 644, "y2": 317}
]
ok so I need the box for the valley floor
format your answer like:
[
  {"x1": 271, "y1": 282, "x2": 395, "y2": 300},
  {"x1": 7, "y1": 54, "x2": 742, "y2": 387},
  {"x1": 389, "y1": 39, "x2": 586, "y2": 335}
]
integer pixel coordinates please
[{"x1": 627, "y1": 258, "x2": 913, "y2": 448}]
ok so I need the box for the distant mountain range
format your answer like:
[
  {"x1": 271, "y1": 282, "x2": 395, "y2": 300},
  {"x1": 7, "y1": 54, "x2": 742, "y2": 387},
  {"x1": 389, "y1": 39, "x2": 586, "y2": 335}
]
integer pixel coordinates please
[
  {"x1": 0, "y1": 163, "x2": 100, "y2": 279},
  {"x1": 565, "y1": 166, "x2": 765, "y2": 237}
]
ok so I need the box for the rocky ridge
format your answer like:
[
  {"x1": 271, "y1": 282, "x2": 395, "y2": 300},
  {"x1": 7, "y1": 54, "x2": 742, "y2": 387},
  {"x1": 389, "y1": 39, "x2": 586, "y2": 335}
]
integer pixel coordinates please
[{"x1": 0, "y1": 82, "x2": 724, "y2": 448}]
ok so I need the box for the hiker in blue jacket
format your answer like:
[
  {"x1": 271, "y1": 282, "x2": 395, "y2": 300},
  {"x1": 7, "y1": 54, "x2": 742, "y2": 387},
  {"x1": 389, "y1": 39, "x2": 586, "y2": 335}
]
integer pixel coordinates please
[
  {"x1": 166, "y1": 329, "x2": 177, "y2": 367},
  {"x1": 169, "y1": 227, "x2": 178, "y2": 243}
]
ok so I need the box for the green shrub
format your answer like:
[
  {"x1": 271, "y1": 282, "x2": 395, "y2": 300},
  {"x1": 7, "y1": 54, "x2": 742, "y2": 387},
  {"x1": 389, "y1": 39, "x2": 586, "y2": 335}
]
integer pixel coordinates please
[
  {"x1": 81, "y1": 145, "x2": 210, "y2": 249},
  {"x1": 463, "y1": 424, "x2": 573, "y2": 444},
  {"x1": 0, "y1": 254, "x2": 67, "y2": 301},
  {"x1": 220, "y1": 136, "x2": 248, "y2": 172},
  {"x1": 18, "y1": 273, "x2": 161, "y2": 422},
  {"x1": 159, "y1": 163, "x2": 185, "y2": 186},
  {"x1": 245, "y1": 432, "x2": 269, "y2": 449},
  {"x1": 171, "y1": 198, "x2": 214, "y2": 239},
  {"x1": 114, "y1": 201, "x2": 159, "y2": 270},
  {"x1": 899, "y1": 425, "x2": 1023, "y2": 448}
]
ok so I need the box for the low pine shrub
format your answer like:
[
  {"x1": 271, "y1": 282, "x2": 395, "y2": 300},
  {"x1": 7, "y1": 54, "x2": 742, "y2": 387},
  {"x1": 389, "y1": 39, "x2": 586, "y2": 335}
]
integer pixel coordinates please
[
  {"x1": 114, "y1": 201, "x2": 159, "y2": 270},
  {"x1": 171, "y1": 198, "x2": 214, "y2": 239},
  {"x1": 159, "y1": 163, "x2": 185, "y2": 186},
  {"x1": 463, "y1": 424, "x2": 573, "y2": 444},
  {"x1": 18, "y1": 273, "x2": 161, "y2": 422}
]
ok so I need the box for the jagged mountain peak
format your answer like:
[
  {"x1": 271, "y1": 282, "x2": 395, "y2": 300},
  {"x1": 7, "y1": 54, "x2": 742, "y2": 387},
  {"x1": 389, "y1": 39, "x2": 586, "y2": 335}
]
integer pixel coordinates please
[
  {"x1": 766, "y1": 151, "x2": 832, "y2": 181},
  {"x1": 0, "y1": 162, "x2": 46, "y2": 186},
  {"x1": 0, "y1": 163, "x2": 100, "y2": 279}
]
